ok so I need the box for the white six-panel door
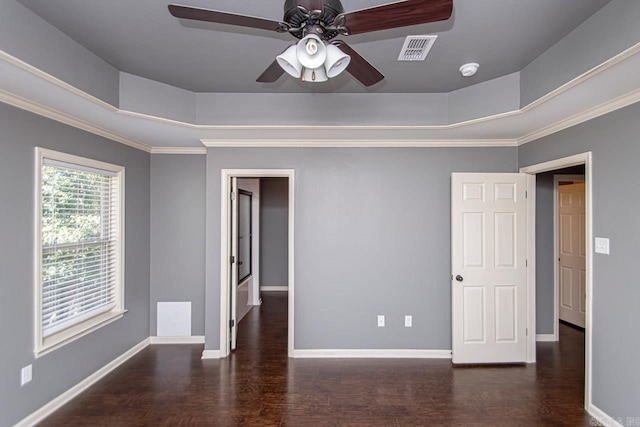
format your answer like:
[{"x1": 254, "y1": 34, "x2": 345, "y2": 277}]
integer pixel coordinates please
[
  {"x1": 451, "y1": 173, "x2": 528, "y2": 364},
  {"x1": 558, "y1": 181, "x2": 586, "y2": 328}
]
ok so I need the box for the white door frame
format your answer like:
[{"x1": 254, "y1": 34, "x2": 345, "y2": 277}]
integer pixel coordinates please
[
  {"x1": 220, "y1": 169, "x2": 295, "y2": 358},
  {"x1": 554, "y1": 174, "x2": 586, "y2": 337},
  {"x1": 520, "y1": 152, "x2": 593, "y2": 412}
]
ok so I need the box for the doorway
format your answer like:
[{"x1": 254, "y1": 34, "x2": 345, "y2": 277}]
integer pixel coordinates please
[
  {"x1": 220, "y1": 169, "x2": 295, "y2": 358},
  {"x1": 520, "y1": 152, "x2": 593, "y2": 412},
  {"x1": 555, "y1": 173, "x2": 586, "y2": 331}
]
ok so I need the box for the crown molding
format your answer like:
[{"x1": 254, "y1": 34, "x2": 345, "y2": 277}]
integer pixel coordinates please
[
  {"x1": 1, "y1": 41, "x2": 640, "y2": 150},
  {"x1": 201, "y1": 138, "x2": 517, "y2": 148},
  {"x1": 517, "y1": 86, "x2": 640, "y2": 145},
  {"x1": 0, "y1": 89, "x2": 152, "y2": 152},
  {"x1": 0, "y1": 50, "x2": 117, "y2": 113},
  {"x1": 520, "y1": 41, "x2": 640, "y2": 113},
  {"x1": 150, "y1": 146, "x2": 207, "y2": 155}
]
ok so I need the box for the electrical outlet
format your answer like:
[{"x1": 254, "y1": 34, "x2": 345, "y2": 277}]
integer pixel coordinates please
[
  {"x1": 21, "y1": 365, "x2": 32, "y2": 386},
  {"x1": 377, "y1": 315, "x2": 385, "y2": 327},
  {"x1": 405, "y1": 315, "x2": 412, "y2": 327}
]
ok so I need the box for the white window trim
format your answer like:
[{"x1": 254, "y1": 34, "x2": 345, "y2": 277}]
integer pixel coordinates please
[{"x1": 34, "y1": 148, "x2": 126, "y2": 358}]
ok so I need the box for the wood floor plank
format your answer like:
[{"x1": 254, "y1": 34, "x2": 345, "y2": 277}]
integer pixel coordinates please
[{"x1": 40, "y1": 292, "x2": 594, "y2": 426}]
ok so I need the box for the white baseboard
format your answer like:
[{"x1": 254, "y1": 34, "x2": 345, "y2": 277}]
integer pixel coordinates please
[
  {"x1": 150, "y1": 335, "x2": 205, "y2": 344},
  {"x1": 201, "y1": 349, "x2": 223, "y2": 359},
  {"x1": 536, "y1": 334, "x2": 558, "y2": 342},
  {"x1": 15, "y1": 338, "x2": 150, "y2": 427},
  {"x1": 260, "y1": 286, "x2": 288, "y2": 292},
  {"x1": 293, "y1": 349, "x2": 452, "y2": 359},
  {"x1": 589, "y1": 403, "x2": 623, "y2": 427}
]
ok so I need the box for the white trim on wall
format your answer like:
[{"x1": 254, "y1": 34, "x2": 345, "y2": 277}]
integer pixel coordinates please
[
  {"x1": 150, "y1": 336, "x2": 205, "y2": 344},
  {"x1": 525, "y1": 173, "x2": 537, "y2": 363},
  {"x1": 150, "y1": 147, "x2": 207, "y2": 155},
  {"x1": 260, "y1": 286, "x2": 288, "y2": 292},
  {"x1": 3, "y1": 42, "x2": 640, "y2": 152},
  {"x1": 536, "y1": 334, "x2": 557, "y2": 342},
  {"x1": 201, "y1": 139, "x2": 516, "y2": 148},
  {"x1": 0, "y1": 89, "x2": 151, "y2": 152},
  {"x1": 14, "y1": 338, "x2": 150, "y2": 427},
  {"x1": 293, "y1": 349, "x2": 452, "y2": 359},
  {"x1": 219, "y1": 169, "x2": 295, "y2": 359},
  {"x1": 589, "y1": 404, "x2": 624, "y2": 427},
  {"x1": 520, "y1": 152, "x2": 593, "y2": 414},
  {"x1": 201, "y1": 349, "x2": 223, "y2": 359}
]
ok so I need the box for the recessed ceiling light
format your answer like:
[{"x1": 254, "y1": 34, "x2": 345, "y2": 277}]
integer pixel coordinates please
[{"x1": 459, "y1": 63, "x2": 479, "y2": 77}]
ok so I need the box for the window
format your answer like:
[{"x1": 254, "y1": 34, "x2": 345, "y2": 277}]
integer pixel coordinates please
[{"x1": 35, "y1": 148, "x2": 125, "y2": 356}]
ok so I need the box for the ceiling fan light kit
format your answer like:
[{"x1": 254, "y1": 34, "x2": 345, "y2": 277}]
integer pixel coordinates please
[
  {"x1": 168, "y1": 0, "x2": 453, "y2": 87},
  {"x1": 277, "y1": 35, "x2": 351, "y2": 82}
]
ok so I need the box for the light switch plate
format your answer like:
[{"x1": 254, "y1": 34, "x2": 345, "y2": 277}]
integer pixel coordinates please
[
  {"x1": 595, "y1": 237, "x2": 610, "y2": 255},
  {"x1": 377, "y1": 315, "x2": 385, "y2": 327},
  {"x1": 21, "y1": 365, "x2": 32, "y2": 386}
]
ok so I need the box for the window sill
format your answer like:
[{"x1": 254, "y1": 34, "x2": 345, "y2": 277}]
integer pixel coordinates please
[{"x1": 35, "y1": 309, "x2": 128, "y2": 358}]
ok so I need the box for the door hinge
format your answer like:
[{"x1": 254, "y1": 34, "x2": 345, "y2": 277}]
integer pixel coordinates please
[
  {"x1": 230, "y1": 255, "x2": 235, "y2": 264},
  {"x1": 229, "y1": 319, "x2": 235, "y2": 328},
  {"x1": 230, "y1": 191, "x2": 236, "y2": 201},
  {"x1": 525, "y1": 191, "x2": 528, "y2": 199},
  {"x1": 526, "y1": 328, "x2": 528, "y2": 336},
  {"x1": 526, "y1": 259, "x2": 528, "y2": 267}
]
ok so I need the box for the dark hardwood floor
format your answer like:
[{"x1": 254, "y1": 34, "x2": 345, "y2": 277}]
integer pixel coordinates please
[{"x1": 41, "y1": 293, "x2": 593, "y2": 426}]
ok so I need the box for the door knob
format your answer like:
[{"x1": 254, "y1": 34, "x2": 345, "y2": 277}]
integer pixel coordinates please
[{"x1": 455, "y1": 275, "x2": 463, "y2": 282}]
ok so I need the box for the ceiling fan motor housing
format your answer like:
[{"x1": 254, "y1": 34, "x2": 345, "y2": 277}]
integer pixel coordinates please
[{"x1": 283, "y1": 0, "x2": 345, "y2": 40}]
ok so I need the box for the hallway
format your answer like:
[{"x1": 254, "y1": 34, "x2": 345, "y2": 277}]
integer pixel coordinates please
[{"x1": 42, "y1": 292, "x2": 592, "y2": 426}]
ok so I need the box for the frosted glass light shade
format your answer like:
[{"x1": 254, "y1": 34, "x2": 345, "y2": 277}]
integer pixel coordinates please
[
  {"x1": 296, "y1": 35, "x2": 327, "y2": 69},
  {"x1": 325, "y1": 44, "x2": 351, "y2": 78},
  {"x1": 276, "y1": 45, "x2": 302, "y2": 78}
]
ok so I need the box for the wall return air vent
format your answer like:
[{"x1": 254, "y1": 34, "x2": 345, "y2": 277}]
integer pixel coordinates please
[{"x1": 398, "y1": 35, "x2": 438, "y2": 61}]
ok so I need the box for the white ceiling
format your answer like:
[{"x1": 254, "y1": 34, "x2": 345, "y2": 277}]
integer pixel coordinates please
[{"x1": 16, "y1": 0, "x2": 612, "y2": 93}]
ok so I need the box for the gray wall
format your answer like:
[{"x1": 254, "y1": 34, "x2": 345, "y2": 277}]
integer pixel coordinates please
[
  {"x1": 535, "y1": 171, "x2": 555, "y2": 335},
  {"x1": 0, "y1": 103, "x2": 150, "y2": 426},
  {"x1": 205, "y1": 147, "x2": 518, "y2": 351},
  {"x1": 0, "y1": 0, "x2": 120, "y2": 106},
  {"x1": 521, "y1": 0, "x2": 640, "y2": 107},
  {"x1": 150, "y1": 154, "x2": 206, "y2": 336},
  {"x1": 260, "y1": 178, "x2": 289, "y2": 288},
  {"x1": 519, "y1": 102, "x2": 640, "y2": 419}
]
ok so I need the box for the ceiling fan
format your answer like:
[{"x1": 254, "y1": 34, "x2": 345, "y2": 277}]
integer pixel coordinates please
[{"x1": 169, "y1": 0, "x2": 453, "y2": 86}]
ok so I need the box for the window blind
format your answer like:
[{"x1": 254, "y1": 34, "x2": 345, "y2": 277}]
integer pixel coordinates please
[{"x1": 41, "y1": 160, "x2": 120, "y2": 337}]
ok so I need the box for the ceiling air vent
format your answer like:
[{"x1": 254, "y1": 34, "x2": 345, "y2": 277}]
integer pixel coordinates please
[{"x1": 398, "y1": 35, "x2": 438, "y2": 61}]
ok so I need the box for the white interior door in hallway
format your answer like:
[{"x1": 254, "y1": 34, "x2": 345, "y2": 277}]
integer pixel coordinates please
[
  {"x1": 451, "y1": 173, "x2": 528, "y2": 364},
  {"x1": 558, "y1": 178, "x2": 586, "y2": 328}
]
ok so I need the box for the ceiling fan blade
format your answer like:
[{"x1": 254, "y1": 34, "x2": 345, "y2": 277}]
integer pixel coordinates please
[
  {"x1": 334, "y1": 41, "x2": 384, "y2": 87},
  {"x1": 257, "y1": 60, "x2": 285, "y2": 83},
  {"x1": 339, "y1": 0, "x2": 453, "y2": 35},
  {"x1": 168, "y1": 4, "x2": 286, "y2": 32}
]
